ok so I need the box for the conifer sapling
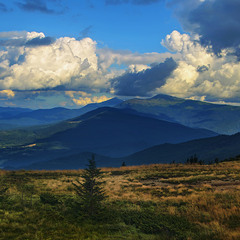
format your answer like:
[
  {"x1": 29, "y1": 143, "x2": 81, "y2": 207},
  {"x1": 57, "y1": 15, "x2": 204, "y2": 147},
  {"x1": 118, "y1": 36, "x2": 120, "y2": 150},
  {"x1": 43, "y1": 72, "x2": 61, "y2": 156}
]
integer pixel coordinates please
[{"x1": 72, "y1": 155, "x2": 106, "y2": 218}]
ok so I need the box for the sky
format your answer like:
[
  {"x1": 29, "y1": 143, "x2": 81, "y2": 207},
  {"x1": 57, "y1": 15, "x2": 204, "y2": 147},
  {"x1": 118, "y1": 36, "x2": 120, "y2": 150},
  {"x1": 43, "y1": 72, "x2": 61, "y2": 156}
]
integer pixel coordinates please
[{"x1": 1, "y1": 0, "x2": 240, "y2": 108}]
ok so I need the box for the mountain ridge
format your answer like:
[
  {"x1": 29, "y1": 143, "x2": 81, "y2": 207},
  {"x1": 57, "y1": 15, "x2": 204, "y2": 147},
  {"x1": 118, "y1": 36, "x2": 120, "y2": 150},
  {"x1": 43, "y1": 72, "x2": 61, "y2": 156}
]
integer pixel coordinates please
[
  {"x1": 0, "y1": 97, "x2": 123, "y2": 129},
  {"x1": 117, "y1": 94, "x2": 240, "y2": 134},
  {"x1": 0, "y1": 106, "x2": 217, "y2": 169},
  {"x1": 21, "y1": 132, "x2": 240, "y2": 170}
]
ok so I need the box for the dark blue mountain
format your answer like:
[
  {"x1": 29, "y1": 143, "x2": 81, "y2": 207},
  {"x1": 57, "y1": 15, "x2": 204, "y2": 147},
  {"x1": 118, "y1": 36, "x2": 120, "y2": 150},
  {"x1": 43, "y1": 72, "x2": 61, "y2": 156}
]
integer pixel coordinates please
[
  {"x1": 22, "y1": 132, "x2": 240, "y2": 170},
  {"x1": 123, "y1": 133, "x2": 240, "y2": 166},
  {"x1": 117, "y1": 94, "x2": 240, "y2": 134},
  {"x1": 42, "y1": 107, "x2": 217, "y2": 157},
  {"x1": 0, "y1": 97, "x2": 123, "y2": 129},
  {"x1": 24, "y1": 152, "x2": 117, "y2": 170},
  {"x1": 1, "y1": 107, "x2": 217, "y2": 169},
  {"x1": 0, "y1": 106, "x2": 32, "y2": 118}
]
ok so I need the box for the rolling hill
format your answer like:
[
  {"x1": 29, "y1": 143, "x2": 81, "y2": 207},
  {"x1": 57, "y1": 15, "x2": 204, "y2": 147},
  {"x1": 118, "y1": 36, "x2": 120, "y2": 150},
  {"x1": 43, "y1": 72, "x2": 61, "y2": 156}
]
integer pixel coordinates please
[
  {"x1": 0, "y1": 97, "x2": 123, "y2": 129},
  {"x1": 0, "y1": 107, "x2": 217, "y2": 169},
  {"x1": 123, "y1": 133, "x2": 240, "y2": 166},
  {"x1": 0, "y1": 106, "x2": 32, "y2": 118},
  {"x1": 0, "y1": 106, "x2": 32, "y2": 129},
  {"x1": 24, "y1": 152, "x2": 118, "y2": 170},
  {"x1": 22, "y1": 132, "x2": 240, "y2": 170},
  {"x1": 38, "y1": 107, "x2": 217, "y2": 157},
  {"x1": 117, "y1": 94, "x2": 240, "y2": 134}
]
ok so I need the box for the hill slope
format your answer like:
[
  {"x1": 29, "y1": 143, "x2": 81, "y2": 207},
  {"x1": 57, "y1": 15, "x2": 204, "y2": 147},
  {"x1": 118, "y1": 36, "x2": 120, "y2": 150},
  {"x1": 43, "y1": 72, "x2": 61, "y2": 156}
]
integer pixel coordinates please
[
  {"x1": 24, "y1": 152, "x2": 118, "y2": 170},
  {"x1": 0, "y1": 98, "x2": 123, "y2": 129},
  {"x1": 18, "y1": 133, "x2": 240, "y2": 170},
  {"x1": 40, "y1": 107, "x2": 216, "y2": 157},
  {"x1": 0, "y1": 107, "x2": 217, "y2": 169},
  {"x1": 117, "y1": 94, "x2": 240, "y2": 134},
  {"x1": 123, "y1": 133, "x2": 240, "y2": 165}
]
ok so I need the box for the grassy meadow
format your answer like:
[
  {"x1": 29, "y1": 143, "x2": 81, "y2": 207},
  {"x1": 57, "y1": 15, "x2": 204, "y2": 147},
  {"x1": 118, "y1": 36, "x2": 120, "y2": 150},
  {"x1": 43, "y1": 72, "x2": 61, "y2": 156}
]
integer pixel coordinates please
[{"x1": 0, "y1": 159, "x2": 240, "y2": 240}]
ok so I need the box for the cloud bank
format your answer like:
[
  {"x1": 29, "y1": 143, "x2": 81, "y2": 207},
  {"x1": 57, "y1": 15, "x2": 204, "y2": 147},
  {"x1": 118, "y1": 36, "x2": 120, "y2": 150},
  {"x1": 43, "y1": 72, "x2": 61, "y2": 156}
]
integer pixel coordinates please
[
  {"x1": 0, "y1": 31, "x2": 55, "y2": 47},
  {"x1": 3, "y1": 8, "x2": 240, "y2": 107},
  {"x1": 105, "y1": 0, "x2": 240, "y2": 102},
  {"x1": 111, "y1": 58, "x2": 177, "y2": 96},
  {"x1": 0, "y1": 31, "x2": 165, "y2": 95},
  {"x1": 108, "y1": 27, "x2": 240, "y2": 102},
  {"x1": 97, "y1": 48, "x2": 173, "y2": 70},
  {"x1": 0, "y1": 32, "x2": 102, "y2": 91},
  {"x1": 157, "y1": 30, "x2": 240, "y2": 100},
  {"x1": 169, "y1": 0, "x2": 240, "y2": 54}
]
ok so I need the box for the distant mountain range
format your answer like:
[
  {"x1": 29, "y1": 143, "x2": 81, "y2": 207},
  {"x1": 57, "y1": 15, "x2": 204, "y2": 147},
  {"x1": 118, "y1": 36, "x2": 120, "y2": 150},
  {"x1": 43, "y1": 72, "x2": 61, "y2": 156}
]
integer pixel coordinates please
[
  {"x1": 0, "y1": 107, "x2": 216, "y2": 169},
  {"x1": 117, "y1": 94, "x2": 240, "y2": 134},
  {"x1": 2, "y1": 94, "x2": 240, "y2": 170},
  {"x1": 40, "y1": 107, "x2": 216, "y2": 156},
  {"x1": 1, "y1": 94, "x2": 240, "y2": 135},
  {"x1": 0, "y1": 106, "x2": 32, "y2": 118},
  {"x1": 0, "y1": 98, "x2": 123, "y2": 129}
]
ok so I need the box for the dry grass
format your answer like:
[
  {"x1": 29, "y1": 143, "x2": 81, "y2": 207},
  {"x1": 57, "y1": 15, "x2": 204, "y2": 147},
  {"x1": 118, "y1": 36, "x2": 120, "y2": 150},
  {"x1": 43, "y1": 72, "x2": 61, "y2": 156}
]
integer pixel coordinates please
[
  {"x1": 97, "y1": 161, "x2": 240, "y2": 239},
  {"x1": 1, "y1": 160, "x2": 240, "y2": 239}
]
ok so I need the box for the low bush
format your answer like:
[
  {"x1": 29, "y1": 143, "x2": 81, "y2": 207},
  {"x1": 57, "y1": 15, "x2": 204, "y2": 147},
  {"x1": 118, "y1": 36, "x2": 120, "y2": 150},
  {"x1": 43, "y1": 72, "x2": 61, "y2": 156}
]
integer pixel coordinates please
[{"x1": 40, "y1": 192, "x2": 59, "y2": 205}]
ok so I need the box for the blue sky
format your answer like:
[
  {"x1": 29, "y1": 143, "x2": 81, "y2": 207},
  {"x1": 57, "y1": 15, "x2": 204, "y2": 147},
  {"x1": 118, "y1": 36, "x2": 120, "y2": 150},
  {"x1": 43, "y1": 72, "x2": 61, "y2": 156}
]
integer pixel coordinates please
[
  {"x1": 1, "y1": 0, "x2": 181, "y2": 53},
  {"x1": 1, "y1": 0, "x2": 240, "y2": 108}
]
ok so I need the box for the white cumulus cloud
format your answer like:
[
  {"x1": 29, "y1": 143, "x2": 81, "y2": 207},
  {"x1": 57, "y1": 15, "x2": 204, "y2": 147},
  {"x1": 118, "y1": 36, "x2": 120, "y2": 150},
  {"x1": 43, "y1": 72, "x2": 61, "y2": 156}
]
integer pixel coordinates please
[
  {"x1": 0, "y1": 89, "x2": 15, "y2": 98},
  {"x1": 157, "y1": 30, "x2": 240, "y2": 101},
  {"x1": 97, "y1": 48, "x2": 174, "y2": 70},
  {"x1": 0, "y1": 33, "x2": 101, "y2": 90},
  {"x1": 71, "y1": 96, "x2": 111, "y2": 106},
  {"x1": 2, "y1": 29, "x2": 240, "y2": 105},
  {"x1": 0, "y1": 31, "x2": 171, "y2": 95}
]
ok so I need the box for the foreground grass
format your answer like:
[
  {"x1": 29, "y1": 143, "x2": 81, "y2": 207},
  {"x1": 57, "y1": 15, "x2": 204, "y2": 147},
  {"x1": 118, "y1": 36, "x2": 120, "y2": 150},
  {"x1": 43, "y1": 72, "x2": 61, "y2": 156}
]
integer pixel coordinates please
[{"x1": 0, "y1": 160, "x2": 240, "y2": 239}]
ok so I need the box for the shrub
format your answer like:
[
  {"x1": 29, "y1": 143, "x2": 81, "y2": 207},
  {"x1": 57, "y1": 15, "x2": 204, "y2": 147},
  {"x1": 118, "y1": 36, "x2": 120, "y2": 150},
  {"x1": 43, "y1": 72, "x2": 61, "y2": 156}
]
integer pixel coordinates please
[{"x1": 40, "y1": 192, "x2": 59, "y2": 205}]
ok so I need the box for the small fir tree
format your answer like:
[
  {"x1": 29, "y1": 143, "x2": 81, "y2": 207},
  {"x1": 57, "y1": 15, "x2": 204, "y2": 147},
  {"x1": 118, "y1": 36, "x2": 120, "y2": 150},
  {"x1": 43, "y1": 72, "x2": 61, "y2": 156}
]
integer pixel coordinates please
[
  {"x1": 72, "y1": 155, "x2": 106, "y2": 218},
  {"x1": 121, "y1": 161, "x2": 126, "y2": 167}
]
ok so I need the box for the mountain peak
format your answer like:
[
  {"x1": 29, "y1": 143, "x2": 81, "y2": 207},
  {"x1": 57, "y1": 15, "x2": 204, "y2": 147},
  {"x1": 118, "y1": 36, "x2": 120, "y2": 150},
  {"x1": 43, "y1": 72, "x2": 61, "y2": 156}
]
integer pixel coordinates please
[
  {"x1": 151, "y1": 94, "x2": 182, "y2": 101},
  {"x1": 101, "y1": 97, "x2": 123, "y2": 105}
]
